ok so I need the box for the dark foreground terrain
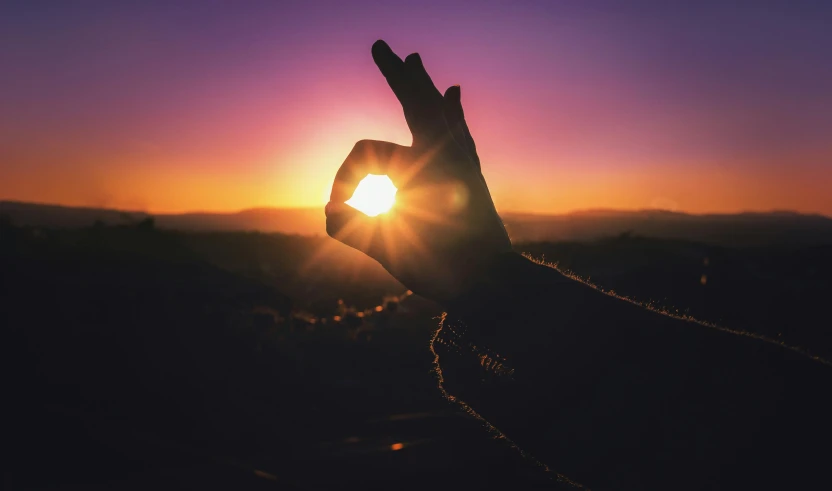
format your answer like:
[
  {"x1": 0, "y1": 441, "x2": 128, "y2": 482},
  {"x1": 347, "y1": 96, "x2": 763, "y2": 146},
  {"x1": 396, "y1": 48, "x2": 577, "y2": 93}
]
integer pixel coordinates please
[{"x1": 3, "y1": 217, "x2": 831, "y2": 489}]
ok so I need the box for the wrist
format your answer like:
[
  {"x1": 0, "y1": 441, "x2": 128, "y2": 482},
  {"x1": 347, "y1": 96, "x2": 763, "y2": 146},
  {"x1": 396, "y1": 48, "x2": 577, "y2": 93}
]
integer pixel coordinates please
[{"x1": 443, "y1": 251, "x2": 572, "y2": 320}]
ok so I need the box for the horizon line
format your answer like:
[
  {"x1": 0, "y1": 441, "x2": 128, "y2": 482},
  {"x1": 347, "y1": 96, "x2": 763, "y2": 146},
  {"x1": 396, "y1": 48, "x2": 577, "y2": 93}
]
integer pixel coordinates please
[{"x1": 1, "y1": 198, "x2": 830, "y2": 220}]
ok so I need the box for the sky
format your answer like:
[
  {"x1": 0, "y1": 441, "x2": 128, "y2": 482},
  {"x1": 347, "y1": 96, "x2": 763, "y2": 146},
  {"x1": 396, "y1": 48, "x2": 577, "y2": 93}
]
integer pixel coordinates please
[{"x1": 1, "y1": 0, "x2": 831, "y2": 216}]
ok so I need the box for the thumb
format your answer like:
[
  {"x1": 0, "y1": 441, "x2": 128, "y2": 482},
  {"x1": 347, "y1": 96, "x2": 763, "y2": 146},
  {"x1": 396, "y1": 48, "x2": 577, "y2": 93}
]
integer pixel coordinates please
[{"x1": 325, "y1": 202, "x2": 387, "y2": 262}]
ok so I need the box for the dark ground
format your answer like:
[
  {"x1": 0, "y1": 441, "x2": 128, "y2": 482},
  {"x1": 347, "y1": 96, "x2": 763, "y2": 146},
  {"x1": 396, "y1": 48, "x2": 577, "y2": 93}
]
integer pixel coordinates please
[{"x1": 3, "y1": 218, "x2": 831, "y2": 489}]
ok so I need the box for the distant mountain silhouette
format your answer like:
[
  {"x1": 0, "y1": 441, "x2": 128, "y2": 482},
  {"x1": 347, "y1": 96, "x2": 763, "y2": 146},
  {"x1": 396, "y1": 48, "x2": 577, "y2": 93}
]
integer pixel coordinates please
[
  {"x1": 502, "y1": 208, "x2": 832, "y2": 246},
  {"x1": 3, "y1": 200, "x2": 831, "y2": 246},
  {"x1": 0, "y1": 201, "x2": 325, "y2": 236}
]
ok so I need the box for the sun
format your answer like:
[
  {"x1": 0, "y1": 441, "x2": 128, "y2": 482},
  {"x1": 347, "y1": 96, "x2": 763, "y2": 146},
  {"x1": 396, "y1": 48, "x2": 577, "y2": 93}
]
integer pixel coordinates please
[{"x1": 345, "y1": 174, "x2": 398, "y2": 217}]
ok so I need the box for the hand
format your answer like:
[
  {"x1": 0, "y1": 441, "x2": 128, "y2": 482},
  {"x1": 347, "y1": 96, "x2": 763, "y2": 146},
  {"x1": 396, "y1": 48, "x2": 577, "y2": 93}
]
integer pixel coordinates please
[{"x1": 325, "y1": 40, "x2": 511, "y2": 305}]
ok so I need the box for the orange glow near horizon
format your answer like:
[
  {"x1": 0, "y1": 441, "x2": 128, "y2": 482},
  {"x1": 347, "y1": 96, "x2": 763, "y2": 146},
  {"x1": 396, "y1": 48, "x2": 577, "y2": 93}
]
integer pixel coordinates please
[
  {"x1": 3, "y1": 154, "x2": 827, "y2": 217},
  {"x1": 2, "y1": 92, "x2": 829, "y2": 217}
]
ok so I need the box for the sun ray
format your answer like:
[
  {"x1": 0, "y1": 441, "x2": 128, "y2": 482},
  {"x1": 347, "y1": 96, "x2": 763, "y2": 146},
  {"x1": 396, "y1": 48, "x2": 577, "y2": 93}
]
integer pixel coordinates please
[
  {"x1": 395, "y1": 200, "x2": 454, "y2": 227},
  {"x1": 392, "y1": 218, "x2": 429, "y2": 256},
  {"x1": 302, "y1": 211, "x2": 370, "y2": 274},
  {"x1": 394, "y1": 142, "x2": 443, "y2": 189}
]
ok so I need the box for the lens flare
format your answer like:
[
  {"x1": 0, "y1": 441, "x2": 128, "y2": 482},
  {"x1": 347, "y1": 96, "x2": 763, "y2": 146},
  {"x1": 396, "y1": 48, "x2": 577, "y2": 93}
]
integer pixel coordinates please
[{"x1": 345, "y1": 174, "x2": 397, "y2": 216}]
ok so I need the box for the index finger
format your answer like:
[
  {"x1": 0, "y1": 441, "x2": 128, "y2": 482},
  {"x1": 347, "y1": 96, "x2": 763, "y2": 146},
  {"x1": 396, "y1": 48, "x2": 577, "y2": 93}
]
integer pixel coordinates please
[
  {"x1": 372, "y1": 40, "x2": 412, "y2": 113},
  {"x1": 330, "y1": 140, "x2": 410, "y2": 203},
  {"x1": 373, "y1": 41, "x2": 447, "y2": 146}
]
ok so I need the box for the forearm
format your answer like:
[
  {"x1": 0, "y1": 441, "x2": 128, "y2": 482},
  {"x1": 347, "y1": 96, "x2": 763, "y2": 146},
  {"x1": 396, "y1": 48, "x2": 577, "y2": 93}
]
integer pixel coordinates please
[{"x1": 434, "y1": 252, "x2": 832, "y2": 489}]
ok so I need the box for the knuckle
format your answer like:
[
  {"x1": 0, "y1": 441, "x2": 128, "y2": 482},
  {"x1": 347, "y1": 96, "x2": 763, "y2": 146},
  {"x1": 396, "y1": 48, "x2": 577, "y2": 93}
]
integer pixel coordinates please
[{"x1": 351, "y1": 139, "x2": 374, "y2": 153}]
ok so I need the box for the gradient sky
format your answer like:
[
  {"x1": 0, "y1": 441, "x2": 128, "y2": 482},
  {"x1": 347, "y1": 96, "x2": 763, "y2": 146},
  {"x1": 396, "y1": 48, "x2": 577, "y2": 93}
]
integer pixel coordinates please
[{"x1": 2, "y1": 1, "x2": 831, "y2": 215}]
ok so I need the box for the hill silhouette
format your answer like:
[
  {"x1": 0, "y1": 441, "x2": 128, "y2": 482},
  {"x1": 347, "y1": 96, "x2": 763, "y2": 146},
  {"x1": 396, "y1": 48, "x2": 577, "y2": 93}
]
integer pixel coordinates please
[
  {"x1": 3, "y1": 200, "x2": 832, "y2": 246},
  {"x1": 504, "y1": 208, "x2": 832, "y2": 246},
  {"x1": 0, "y1": 201, "x2": 325, "y2": 236}
]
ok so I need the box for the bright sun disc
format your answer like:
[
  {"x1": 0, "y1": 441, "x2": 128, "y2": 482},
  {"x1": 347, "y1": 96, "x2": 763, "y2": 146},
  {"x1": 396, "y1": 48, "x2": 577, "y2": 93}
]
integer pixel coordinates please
[{"x1": 345, "y1": 174, "x2": 397, "y2": 217}]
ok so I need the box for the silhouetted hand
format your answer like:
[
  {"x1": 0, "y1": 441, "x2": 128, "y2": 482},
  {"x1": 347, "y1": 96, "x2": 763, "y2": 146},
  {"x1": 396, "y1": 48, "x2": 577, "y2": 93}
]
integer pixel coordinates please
[{"x1": 326, "y1": 40, "x2": 511, "y2": 304}]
